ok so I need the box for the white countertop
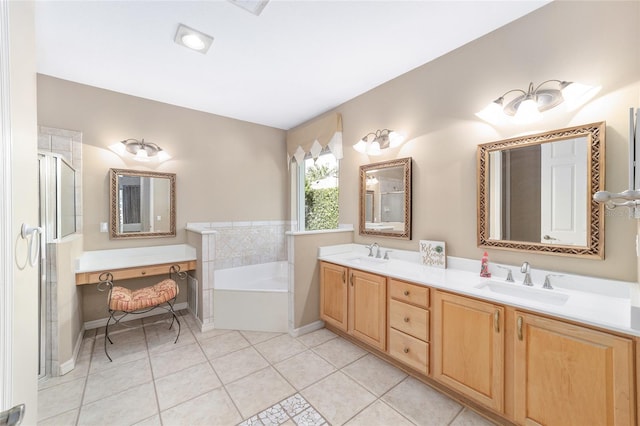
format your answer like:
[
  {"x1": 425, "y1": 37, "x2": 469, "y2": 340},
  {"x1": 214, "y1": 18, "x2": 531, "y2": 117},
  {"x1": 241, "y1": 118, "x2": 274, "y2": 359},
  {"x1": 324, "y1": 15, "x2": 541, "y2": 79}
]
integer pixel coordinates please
[
  {"x1": 75, "y1": 244, "x2": 197, "y2": 273},
  {"x1": 318, "y1": 244, "x2": 640, "y2": 337}
]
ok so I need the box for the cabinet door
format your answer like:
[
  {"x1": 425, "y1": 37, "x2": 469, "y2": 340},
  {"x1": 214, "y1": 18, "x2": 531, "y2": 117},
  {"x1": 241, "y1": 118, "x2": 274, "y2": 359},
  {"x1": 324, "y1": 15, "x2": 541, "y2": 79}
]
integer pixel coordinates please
[
  {"x1": 319, "y1": 262, "x2": 348, "y2": 332},
  {"x1": 514, "y1": 312, "x2": 635, "y2": 426},
  {"x1": 348, "y1": 269, "x2": 386, "y2": 351},
  {"x1": 433, "y1": 290, "x2": 504, "y2": 411}
]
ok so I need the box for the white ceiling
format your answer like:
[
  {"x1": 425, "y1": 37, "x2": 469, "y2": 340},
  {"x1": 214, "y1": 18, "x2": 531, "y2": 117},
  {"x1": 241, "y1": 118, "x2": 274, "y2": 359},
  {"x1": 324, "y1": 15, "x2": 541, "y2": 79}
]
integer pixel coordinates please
[{"x1": 35, "y1": 0, "x2": 549, "y2": 130}]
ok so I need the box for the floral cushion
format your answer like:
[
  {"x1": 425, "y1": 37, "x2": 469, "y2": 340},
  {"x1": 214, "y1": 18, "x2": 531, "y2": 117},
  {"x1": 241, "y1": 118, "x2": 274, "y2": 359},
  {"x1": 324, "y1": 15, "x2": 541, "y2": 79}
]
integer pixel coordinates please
[{"x1": 109, "y1": 279, "x2": 179, "y2": 311}]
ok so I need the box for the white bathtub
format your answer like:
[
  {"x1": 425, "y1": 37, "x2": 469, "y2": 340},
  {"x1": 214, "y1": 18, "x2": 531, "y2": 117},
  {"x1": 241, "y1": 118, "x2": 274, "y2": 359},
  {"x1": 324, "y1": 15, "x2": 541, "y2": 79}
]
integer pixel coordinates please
[{"x1": 213, "y1": 261, "x2": 288, "y2": 332}]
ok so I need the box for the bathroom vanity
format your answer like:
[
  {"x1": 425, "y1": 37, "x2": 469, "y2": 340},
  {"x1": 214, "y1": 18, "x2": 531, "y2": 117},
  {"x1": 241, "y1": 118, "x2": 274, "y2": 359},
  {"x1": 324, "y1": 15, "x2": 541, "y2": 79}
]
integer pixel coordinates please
[{"x1": 319, "y1": 244, "x2": 637, "y2": 425}]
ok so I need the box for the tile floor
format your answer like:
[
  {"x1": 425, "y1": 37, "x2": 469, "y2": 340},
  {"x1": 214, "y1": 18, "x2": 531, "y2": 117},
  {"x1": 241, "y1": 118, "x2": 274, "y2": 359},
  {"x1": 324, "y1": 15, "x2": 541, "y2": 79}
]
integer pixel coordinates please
[{"x1": 37, "y1": 311, "x2": 496, "y2": 426}]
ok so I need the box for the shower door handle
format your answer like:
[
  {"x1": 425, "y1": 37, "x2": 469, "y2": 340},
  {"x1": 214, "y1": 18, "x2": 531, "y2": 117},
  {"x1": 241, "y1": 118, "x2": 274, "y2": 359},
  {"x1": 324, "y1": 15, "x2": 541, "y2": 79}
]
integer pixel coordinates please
[{"x1": 0, "y1": 403, "x2": 25, "y2": 426}]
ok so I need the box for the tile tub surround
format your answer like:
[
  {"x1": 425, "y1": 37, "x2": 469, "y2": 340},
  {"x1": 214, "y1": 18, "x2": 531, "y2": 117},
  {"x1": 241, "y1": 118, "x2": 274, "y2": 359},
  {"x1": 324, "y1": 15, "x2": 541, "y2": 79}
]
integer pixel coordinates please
[
  {"x1": 38, "y1": 311, "x2": 495, "y2": 426},
  {"x1": 318, "y1": 244, "x2": 639, "y2": 337},
  {"x1": 186, "y1": 221, "x2": 289, "y2": 328}
]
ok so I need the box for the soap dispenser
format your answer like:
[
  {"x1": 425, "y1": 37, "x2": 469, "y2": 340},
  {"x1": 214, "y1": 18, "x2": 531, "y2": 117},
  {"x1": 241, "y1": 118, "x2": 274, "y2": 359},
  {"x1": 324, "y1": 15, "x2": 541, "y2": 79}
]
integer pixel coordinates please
[{"x1": 480, "y1": 251, "x2": 491, "y2": 278}]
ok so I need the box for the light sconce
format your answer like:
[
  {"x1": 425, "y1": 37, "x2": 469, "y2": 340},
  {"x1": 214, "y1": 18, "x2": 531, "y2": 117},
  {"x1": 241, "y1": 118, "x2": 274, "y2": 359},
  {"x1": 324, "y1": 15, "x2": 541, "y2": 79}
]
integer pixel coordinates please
[
  {"x1": 353, "y1": 129, "x2": 405, "y2": 156},
  {"x1": 109, "y1": 139, "x2": 171, "y2": 163},
  {"x1": 174, "y1": 24, "x2": 214, "y2": 54},
  {"x1": 476, "y1": 80, "x2": 601, "y2": 125}
]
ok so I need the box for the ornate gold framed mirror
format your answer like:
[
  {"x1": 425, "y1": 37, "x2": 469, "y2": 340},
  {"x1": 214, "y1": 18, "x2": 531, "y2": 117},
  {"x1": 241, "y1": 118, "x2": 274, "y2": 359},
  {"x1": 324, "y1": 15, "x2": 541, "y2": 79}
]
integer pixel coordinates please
[
  {"x1": 359, "y1": 157, "x2": 412, "y2": 239},
  {"x1": 109, "y1": 168, "x2": 176, "y2": 239},
  {"x1": 477, "y1": 122, "x2": 605, "y2": 258}
]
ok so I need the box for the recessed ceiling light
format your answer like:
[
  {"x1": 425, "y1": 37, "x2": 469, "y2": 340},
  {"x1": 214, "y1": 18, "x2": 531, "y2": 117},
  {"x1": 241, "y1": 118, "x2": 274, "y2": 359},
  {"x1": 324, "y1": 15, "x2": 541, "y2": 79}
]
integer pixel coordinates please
[
  {"x1": 174, "y1": 24, "x2": 214, "y2": 54},
  {"x1": 227, "y1": 0, "x2": 270, "y2": 16}
]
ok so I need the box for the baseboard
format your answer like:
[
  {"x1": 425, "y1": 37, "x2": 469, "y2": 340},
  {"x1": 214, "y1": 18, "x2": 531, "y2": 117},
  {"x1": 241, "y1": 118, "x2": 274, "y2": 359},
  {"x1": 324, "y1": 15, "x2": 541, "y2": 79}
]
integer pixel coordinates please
[
  {"x1": 289, "y1": 320, "x2": 325, "y2": 337},
  {"x1": 58, "y1": 324, "x2": 86, "y2": 376},
  {"x1": 83, "y1": 302, "x2": 188, "y2": 330}
]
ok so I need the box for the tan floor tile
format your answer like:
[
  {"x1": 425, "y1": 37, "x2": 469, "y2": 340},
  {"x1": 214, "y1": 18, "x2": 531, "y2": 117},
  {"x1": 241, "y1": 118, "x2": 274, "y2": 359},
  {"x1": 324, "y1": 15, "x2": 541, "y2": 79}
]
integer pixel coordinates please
[
  {"x1": 155, "y1": 362, "x2": 222, "y2": 410},
  {"x1": 94, "y1": 319, "x2": 144, "y2": 337},
  {"x1": 132, "y1": 414, "x2": 162, "y2": 426},
  {"x1": 226, "y1": 367, "x2": 295, "y2": 418},
  {"x1": 345, "y1": 400, "x2": 413, "y2": 426},
  {"x1": 382, "y1": 377, "x2": 463, "y2": 425},
  {"x1": 90, "y1": 330, "x2": 148, "y2": 374},
  {"x1": 301, "y1": 371, "x2": 376, "y2": 425},
  {"x1": 312, "y1": 336, "x2": 366, "y2": 368},
  {"x1": 37, "y1": 408, "x2": 78, "y2": 426},
  {"x1": 37, "y1": 377, "x2": 85, "y2": 421},
  {"x1": 149, "y1": 342, "x2": 207, "y2": 378},
  {"x1": 450, "y1": 408, "x2": 497, "y2": 425},
  {"x1": 342, "y1": 353, "x2": 407, "y2": 396},
  {"x1": 240, "y1": 329, "x2": 284, "y2": 345},
  {"x1": 254, "y1": 334, "x2": 307, "y2": 364},
  {"x1": 274, "y1": 350, "x2": 335, "y2": 390},
  {"x1": 144, "y1": 320, "x2": 196, "y2": 353},
  {"x1": 84, "y1": 357, "x2": 152, "y2": 404},
  {"x1": 199, "y1": 330, "x2": 251, "y2": 359},
  {"x1": 38, "y1": 352, "x2": 91, "y2": 391},
  {"x1": 211, "y1": 346, "x2": 269, "y2": 384},
  {"x1": 296, "y1": 328, "x2": 337, "y2": 348},
  {"x1": 160, "y1": 387, "x2": 242, "y2": 426},
  {"x1": 77, "y1": 382, "x2": 158, "y2": 426}
]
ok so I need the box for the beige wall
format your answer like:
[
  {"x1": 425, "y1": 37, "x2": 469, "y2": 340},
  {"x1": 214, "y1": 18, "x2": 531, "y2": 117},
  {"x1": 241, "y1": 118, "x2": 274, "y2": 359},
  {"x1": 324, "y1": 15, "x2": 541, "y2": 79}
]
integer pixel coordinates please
[
  {"x1": 55, "y1": 236, "x2": 83, "y2": 365},
  {"x1": 8, "y1": 1, "x2": 38, "y2": 423},
  {"x1": 37, "y1": 75, "x2": 288, "y2": 251},
  {"x1": 292, "y1": 232, "x2": 353, "y2": 328},
  {"x1": 318, "y1": 1, "x2": 639, "y2": 282}
]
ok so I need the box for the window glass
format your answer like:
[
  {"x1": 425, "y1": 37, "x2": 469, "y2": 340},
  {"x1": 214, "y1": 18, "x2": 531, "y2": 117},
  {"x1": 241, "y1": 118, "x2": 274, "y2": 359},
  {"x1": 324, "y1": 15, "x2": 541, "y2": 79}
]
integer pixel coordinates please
[{"x1": 298, "y1": 152, "x2": 339, "y2": 231}]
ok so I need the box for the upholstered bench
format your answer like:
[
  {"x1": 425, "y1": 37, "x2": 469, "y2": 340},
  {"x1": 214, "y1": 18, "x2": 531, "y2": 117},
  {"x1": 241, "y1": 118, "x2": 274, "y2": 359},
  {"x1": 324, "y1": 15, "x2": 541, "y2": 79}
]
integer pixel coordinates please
[{"x1": 98, "y1": 266, "x2": 184, "y2": 361}]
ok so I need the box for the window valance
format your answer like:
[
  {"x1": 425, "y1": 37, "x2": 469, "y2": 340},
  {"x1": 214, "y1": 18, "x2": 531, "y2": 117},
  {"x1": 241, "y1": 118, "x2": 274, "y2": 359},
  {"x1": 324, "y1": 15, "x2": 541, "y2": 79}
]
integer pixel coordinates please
[{"x1": 286, "y1": 112, "x2": 343, "y2": 164}]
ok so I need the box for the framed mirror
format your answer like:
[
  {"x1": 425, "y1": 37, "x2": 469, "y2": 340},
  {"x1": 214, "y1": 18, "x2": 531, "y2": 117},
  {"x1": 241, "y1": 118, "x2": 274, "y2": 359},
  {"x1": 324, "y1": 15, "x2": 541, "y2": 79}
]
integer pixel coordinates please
[
  {"x1": 477, "y1": 122, "x2": 605, "y2": 258},
  {"x1": 109, "y1": 168, "x2": 176, "y2": 239},
  {"x1": 359, "y1": 157, "x2": 412, "y2": 239}
]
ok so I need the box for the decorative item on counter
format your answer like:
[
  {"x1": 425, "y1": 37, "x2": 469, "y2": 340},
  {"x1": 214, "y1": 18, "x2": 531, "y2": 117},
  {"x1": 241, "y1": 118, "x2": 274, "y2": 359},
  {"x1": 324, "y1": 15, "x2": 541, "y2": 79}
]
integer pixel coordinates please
[
  {"x1": 480, "y1": 251, "x2": 491, "y2": 277},
  {"x1": 420, "y1": 240, "x2": 446, "y2": 268}
]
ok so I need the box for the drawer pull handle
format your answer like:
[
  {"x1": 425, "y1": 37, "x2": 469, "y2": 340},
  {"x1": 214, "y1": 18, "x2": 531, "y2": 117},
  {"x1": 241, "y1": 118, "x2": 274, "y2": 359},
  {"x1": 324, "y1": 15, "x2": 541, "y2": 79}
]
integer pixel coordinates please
[
  {"x1": 342, "y1": 271, "x2": 346, "y2": 283},
  {"x1": 517, "y1": 316, "x2": 523, "y2": 341},
  {"x1": 403, "y1": 317, "x2": 410, "y2": 323},
  {"x1": 141, "y1": 271, "x2": 146, "y2": 275},
  {"x1": 403, "y1": 347, "x2": 409, "y2": 354},
  {"x1": 403, "y1": 290, "x2": 410, "y2": 296},
  {"x1": 350, "y1": 273, "x2": 354, "y2": 287},
  {"x1": 494, "y1": 310, "x2": 500, "y2": 333}
]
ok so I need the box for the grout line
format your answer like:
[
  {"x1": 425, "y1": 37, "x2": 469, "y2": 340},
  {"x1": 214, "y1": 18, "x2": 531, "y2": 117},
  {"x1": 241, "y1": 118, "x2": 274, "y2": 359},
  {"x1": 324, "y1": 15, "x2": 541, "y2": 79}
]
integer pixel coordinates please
[{"x1": 142, "y1": 318, "x2": 164, "y2": 425}]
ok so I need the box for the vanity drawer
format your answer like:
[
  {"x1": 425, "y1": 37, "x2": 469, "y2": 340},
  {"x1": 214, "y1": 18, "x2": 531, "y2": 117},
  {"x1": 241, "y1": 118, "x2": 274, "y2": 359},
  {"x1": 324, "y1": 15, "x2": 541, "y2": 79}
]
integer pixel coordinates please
[
  {"x1": 389, "y1": 279, "x2": 429, "y2": 308},
  {"x1": 389, "y1": 328, "x2": 429, "y2": 374},
  {"x1": 389, "y1": 299, "x2": 429, "y2": 341}
]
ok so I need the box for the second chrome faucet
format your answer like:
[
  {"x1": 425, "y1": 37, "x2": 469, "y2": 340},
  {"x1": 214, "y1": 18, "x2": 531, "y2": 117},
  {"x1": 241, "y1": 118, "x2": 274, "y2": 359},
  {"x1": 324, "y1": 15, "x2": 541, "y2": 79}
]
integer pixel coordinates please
[{"x1": 521, "y1": 261, "x2": 533, "y2": 286}]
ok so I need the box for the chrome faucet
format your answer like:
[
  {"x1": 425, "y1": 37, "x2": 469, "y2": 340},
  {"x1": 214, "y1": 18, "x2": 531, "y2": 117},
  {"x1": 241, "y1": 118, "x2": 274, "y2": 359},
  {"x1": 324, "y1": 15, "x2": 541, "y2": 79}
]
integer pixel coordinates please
[
  {"x1": 521, "y1": 262, "x2": 533, "y2": 286},
  {"x1": 366, "y1": 242, "x2": 380, "y2": 258},
  {"x1": 543, "y1": 274, "x2": 563, "y2": 290},
  {"x1": 496, "y1": 265, "x2": 514, "y2": 283}
]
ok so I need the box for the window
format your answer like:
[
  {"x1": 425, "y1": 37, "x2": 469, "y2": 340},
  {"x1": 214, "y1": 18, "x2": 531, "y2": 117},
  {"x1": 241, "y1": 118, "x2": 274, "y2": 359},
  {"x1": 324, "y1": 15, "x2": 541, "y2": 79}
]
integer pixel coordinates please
[{"x1": 296, "y1": 150, "x2": 339, "y2": 231}]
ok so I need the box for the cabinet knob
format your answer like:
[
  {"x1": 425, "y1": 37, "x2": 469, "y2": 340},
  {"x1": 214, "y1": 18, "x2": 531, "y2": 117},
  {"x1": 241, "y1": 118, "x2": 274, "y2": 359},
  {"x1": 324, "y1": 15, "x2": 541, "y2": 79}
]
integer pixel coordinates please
[
  {"x1": 403, "y1": 290, "x2": 410, "y2": 296},
  {"x1": 403, "y1": 347, "x2": 409, "y2": 354},
  {"x1": 403, "y1": 317, "x2": 410, "y2": 323},
  {"x1": 141, "y1": 271, "x2": 146, "y2": 275}
]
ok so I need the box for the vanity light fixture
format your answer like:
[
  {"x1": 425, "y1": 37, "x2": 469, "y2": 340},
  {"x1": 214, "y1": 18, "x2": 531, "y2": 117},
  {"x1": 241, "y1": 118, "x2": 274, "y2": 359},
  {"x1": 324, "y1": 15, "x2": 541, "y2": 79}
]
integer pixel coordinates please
[
  {"x1": 476, "y1": 80, "x2": 601, "y2": 125},
  {"x1": 109, "y1": 139, "x2": 171, "y2": 163},
  {"x1": 174, "y1": 24, "x2": 214, "y2": 54},
  {"x1": 353, "y1": 129, "x2": 405, "y2": 156},
  {"x1": 227, "y1": 0, "x2": 270, "y2": 15}
]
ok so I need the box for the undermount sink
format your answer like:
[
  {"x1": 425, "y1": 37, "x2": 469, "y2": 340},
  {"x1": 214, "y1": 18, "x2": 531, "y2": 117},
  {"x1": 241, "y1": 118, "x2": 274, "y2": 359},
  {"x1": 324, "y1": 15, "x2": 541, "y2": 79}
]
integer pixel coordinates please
[
  {"x1": 474, "y1": 280, "x2": 569, "y2": 306},
  {"x1": 345, "y1": 256, "x2": 388, "y2": 265}
]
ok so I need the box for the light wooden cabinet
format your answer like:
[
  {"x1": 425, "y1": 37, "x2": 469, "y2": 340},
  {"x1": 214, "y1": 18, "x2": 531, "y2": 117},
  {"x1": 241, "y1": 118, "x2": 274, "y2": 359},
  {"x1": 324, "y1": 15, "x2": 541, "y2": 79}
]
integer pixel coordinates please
[
  {"x1": 388, "y1": 279, "x2": 430, "y2": 374},
  {"x1": 320, "y1": 262, "x2": 386, "y2": 350},
  {"x1": 513, "y1": 311, "x2": 636, "y2": 426},
  {"x1": 432, "y1": 290, "x2": 504, "y2": 412},
  {"x1": 348, "y1": 268, "x2": 387, "y2": 351},
  {"x1": 319, "y1": 262, "x2": 348, "y2": 332}
]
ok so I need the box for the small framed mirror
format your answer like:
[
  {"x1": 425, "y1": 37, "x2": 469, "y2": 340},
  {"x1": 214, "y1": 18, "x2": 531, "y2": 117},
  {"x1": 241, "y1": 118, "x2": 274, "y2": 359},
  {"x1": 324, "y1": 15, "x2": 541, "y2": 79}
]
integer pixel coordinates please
[
  {"x1": 359, "y1": 157, "x2": 412, "y2": 239},
  {"x1": 477, "y1": 122, "x2": 605, "y2": 258},
  {"x1": 109, "y1": 168, "x2": 176, "y2": 239}
]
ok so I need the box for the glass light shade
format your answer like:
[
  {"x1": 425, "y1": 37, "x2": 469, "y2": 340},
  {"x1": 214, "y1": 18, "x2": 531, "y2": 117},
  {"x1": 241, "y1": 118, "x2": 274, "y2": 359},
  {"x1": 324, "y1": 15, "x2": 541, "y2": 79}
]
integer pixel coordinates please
[
  {"x1": 353, "y1": 139, "x2": 368, "y2": 153},
  {"x1": 157, "y1": 150, "x2": 172, "y2": 162},
  {"x1": 134, "y1": 149, "x2": 150, "y2": 162},
  {"x1": 368, "y1": 141, "x2": 382, "y2": 156},
  {"x1": 475, "y1": 100, "x2": 507, "y2": 125},
  {"x1": 181, "y1": 34, "x2": 206, "y2": 51},
  {"x1": 514, "y1": 97, "x2": 542, "y2": 124},
  {"x1": 388, "y1": 131, "x2": 405, "y2": 148},
  {"x1": 108, "y1": 142, "x2": 127, "y2": 156},
  {"x1": 561, "y1": 82, "x2": 601, "y2": 111}
]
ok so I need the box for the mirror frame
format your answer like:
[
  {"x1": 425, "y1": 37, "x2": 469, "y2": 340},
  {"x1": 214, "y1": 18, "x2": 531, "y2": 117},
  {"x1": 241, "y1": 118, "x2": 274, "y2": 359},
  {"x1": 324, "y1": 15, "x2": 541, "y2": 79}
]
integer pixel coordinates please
[
  {"x1": 477, "y1": 122, "x2": 605, "y2": 258},
  {"x1": 359, "y1": 157, "x2": 412, "y2": 240},
  {"x1": 109, "y1": 168, "x2": 177, "y2": 239}
]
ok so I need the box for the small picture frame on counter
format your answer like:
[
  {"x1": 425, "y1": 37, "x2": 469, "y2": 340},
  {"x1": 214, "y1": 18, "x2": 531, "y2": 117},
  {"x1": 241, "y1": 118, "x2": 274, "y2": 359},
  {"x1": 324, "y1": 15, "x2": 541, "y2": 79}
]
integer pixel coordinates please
[{"x1": 420, "y1": 240, "x2": 446, "y2": 268}]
